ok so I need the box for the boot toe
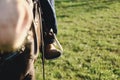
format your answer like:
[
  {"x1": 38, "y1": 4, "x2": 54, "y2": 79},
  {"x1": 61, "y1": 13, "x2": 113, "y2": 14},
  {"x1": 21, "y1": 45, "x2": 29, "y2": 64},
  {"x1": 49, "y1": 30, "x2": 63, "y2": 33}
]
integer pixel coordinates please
[{"x1": 45, "y1": 49, "x2": 61, "y2": 60}]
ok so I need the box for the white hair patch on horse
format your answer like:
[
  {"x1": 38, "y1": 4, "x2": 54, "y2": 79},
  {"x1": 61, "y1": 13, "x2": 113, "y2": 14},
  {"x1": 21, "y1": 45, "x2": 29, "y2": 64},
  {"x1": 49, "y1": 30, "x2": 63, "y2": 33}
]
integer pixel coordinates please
[{"x1": 0, "y1": 0, "x2": 33, "y2": 52}]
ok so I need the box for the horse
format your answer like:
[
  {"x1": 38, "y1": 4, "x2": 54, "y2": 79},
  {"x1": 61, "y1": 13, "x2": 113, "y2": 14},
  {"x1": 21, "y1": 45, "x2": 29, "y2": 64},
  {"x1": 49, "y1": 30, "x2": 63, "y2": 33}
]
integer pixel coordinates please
[{"x1": 0, "y1": 0, "x2": 41, "y2": 80}]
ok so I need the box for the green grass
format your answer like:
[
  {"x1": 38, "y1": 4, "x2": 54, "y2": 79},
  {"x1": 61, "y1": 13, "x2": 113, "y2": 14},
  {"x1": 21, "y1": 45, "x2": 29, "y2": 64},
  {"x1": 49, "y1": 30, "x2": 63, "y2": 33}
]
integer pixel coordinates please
[{"x1": 35, "y1": 0, "x2": 120, "y2": 80}]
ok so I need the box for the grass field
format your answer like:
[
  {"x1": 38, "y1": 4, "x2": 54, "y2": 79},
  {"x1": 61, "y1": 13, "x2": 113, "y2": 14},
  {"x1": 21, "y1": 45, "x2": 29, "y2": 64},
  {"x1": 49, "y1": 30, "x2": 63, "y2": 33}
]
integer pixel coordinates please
[{"x1": 35, "y1": 0, "x2": 120, "y2": 80}]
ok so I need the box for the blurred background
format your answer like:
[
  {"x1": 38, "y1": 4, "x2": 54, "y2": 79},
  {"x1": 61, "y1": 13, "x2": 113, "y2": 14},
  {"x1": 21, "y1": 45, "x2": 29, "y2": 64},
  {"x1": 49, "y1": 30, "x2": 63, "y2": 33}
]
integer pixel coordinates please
[{"x1": 35, "y1": 0, "x2": 120, "y2": 80}]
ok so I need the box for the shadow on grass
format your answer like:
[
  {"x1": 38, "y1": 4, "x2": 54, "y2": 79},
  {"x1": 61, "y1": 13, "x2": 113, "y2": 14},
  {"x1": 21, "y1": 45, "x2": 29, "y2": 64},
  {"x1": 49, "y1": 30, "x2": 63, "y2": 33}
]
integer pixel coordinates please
[{"x1": 56, "y1": 0, "x2": 120, "y2": 12}]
